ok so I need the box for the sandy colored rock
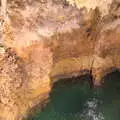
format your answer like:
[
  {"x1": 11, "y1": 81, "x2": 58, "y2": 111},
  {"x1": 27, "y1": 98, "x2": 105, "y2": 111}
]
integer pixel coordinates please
[{"x1": 0, "y1": 0, "x2": 120, "y2": 120}]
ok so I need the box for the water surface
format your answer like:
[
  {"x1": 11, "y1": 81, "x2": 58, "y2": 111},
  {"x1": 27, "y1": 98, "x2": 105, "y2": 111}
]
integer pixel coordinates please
[{"x1": 28, "y1": 71, "x2": 120, "y2": 120}]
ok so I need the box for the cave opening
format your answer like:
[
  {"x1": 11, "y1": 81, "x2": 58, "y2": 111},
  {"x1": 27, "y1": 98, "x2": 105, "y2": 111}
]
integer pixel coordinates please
[
  {"x1": 27, "y1": 71, "x2": 120, "y2": 120},
  {"x1": 102, "y1": 69, "x2": 120, "y2": 89}
]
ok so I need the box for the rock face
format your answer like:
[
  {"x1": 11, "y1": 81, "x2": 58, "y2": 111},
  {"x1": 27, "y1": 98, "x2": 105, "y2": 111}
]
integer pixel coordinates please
[
  {"x1": 67, "y1": 0, "x2": 112, "y2": 16},
  {"x1": 0, "y1": 0, "x2": 120, "y2": 119}
]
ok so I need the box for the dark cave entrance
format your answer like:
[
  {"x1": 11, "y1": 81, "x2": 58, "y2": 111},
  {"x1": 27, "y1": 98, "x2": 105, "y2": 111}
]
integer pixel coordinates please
[
  {"x1": 102, "y1": 69, "x2": 120, "y2": 88},
  {"x1": 100, "y1": 69, "x2": 120, "y2": 100}
]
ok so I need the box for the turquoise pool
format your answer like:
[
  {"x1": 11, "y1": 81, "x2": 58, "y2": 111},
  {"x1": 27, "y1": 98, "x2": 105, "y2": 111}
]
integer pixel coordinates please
[{"x1": 27, "y1": 71, "x2": 120, "y2": 120}]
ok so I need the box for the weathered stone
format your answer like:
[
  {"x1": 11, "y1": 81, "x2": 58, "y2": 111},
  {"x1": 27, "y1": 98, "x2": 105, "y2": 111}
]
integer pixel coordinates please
[{"x1": 0, "y1": 0, "x2": 120, "y2": 120}]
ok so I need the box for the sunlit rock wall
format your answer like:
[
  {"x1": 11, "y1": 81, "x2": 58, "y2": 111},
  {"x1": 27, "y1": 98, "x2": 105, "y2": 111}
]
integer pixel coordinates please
[{"x1": 0, "y1": 0, "x2": 120, "y2": 120}]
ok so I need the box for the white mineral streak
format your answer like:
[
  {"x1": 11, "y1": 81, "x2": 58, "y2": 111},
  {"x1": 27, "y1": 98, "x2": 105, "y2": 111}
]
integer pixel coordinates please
[
  {"x1": 67, "y1": 0, "x2": 113, "y2": 16},
  {"x1": 1, "y1": 0, "x2": 7, "y2": 18}
]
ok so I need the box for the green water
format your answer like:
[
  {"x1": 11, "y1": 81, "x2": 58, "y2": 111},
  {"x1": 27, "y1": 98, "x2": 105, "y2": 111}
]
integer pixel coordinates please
[{"x1": 28, "y1": 71, "x2": 120, "y2": 120}]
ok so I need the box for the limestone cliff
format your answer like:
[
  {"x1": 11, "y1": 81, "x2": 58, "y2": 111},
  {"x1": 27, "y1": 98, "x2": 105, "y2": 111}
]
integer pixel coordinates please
[{"x1": 0, "y1": 0, "x2": 120, "y2": 120}]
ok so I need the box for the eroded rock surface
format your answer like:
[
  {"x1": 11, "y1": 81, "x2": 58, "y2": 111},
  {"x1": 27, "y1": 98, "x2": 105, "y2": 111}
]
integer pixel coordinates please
[{"x1": 0, "y1": 0, "x2": 120, "y2": 120}]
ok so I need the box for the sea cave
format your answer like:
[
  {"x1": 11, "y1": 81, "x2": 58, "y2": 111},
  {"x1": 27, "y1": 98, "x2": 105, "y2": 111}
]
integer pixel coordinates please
[{"x1": 0, "y1": 0, "x2": 120, "y2": 120}]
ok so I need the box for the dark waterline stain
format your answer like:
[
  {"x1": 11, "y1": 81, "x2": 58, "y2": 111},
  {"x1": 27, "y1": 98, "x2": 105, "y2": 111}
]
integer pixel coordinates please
[{"x1": 27, "y1": 71, "x2": 120, "y2": 120}]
